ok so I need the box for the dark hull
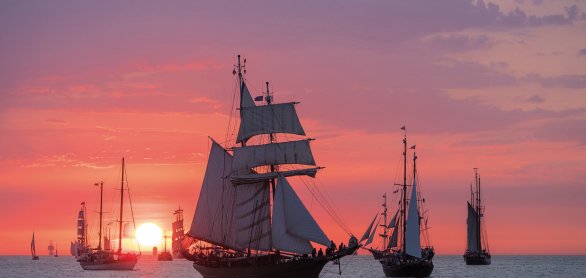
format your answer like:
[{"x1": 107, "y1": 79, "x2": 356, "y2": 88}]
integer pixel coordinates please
[
  {"x1": 189, "y1": 245, "x2": 359, "y2": 278},
  {"x1": 464, "y1": 252, "x2": 491, "y2": 265},
  {"x1": 368, "y1": 248, "x2": 385, "y2": 260},
  {"x1": 158, "y1": 251, "x2": 173, "y2": 261},
  {"x1": 193, "y1": 257, "x2": 328, "y2": 278},
  {"x1": 380, "y1": 250, "x2": 434, "y2": 277},
  {"x1": 78, "y1": 253, "x2": 138, "y2": 270}
]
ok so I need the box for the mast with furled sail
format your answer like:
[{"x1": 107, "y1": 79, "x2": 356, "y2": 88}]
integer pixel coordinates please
[{"x1": 185, "y1": 55, "x2": 358, "y2": 278}]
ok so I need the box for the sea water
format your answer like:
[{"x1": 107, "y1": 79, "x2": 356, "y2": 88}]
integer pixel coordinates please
[{"x1": 1, "y1": 255, "x2": 585, "y2": 277}]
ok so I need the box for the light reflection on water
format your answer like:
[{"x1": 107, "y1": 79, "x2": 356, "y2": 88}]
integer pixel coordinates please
[{"x1": 1, "y1": 255, "x2": 585, "y2": 278}]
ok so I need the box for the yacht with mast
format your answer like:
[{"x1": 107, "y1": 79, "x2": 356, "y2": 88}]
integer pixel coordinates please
[
  {"x1": 77, "y1": 158, "x2": 140, "y2": 270},
  {"x1": 463, "y1": 168, "x2": 491, "y2": 265},
  {"x1": 379, "y1": 128, "x2": 434, "y2": 277},
  {"x1": 184, "y1": 55, "x2": 359, "y2": 278}
]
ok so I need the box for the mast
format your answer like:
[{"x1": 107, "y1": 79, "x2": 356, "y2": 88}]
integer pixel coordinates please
[
  {"x1": 475, "y1": 168, "x2": 481, "y2": 252},
  {"x1": 381, "y1": 193, "x2": 388, "y2": 250},
  {"x1": 266, "y1": 81, "x2": 277, "y2": 197},
  {"x1": 118, "y1": 157, "x2": 125, "y2": 254},
  {"x1": 402, "y1": 127, "x2": 407, "y2": 254},
  {"x1": 97, "y1": 181, "x2": 104, "y2": 251}
]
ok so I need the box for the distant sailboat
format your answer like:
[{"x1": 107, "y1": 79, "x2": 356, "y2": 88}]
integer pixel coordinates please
[
  {"x1": 77, "y1": 158, "x2": 140, "y2": 270},
  {"x1": 379, "y1": 128, "x2": 434, "y2": 277},
  {"x1": 48, "y1": 240, "x2": 55, "y2": 256},
  {"x1": 71, "y1": 202, "x2": 88, "y2": 258},
  {"x1": 463, "y1": 168, "x2": 491, "y2": 265},
  {"x1": 183, "y1": 55, "x2": 359, "y2": 278},
  {"x1": 31, "y1": 232, "x2": 39, "y2": 260},
  {"x1": 54, "y1": 245, "x2": 59, "y2": 257}
]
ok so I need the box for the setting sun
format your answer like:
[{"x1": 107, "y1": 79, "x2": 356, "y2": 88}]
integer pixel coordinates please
[{"x1": 135, "y1": 223, "x2": 163, "y2": 247}]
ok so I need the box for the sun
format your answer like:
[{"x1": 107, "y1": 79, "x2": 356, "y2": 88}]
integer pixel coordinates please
[{"x1": 136, "y1": 223, "x2": 163, "y2": 247}]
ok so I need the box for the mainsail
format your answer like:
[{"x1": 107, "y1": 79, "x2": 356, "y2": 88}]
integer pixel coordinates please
[
  {"x1": 405, "y1": 179, "x2": 421, "y2": 258},
  {"x1": 466, "y1": 201, "x2": 479, "y2": 252}
]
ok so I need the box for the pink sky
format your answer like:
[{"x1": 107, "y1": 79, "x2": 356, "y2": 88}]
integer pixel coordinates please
[{"x1": 1, "y1": 0, "x2": 585, "y2": 255}]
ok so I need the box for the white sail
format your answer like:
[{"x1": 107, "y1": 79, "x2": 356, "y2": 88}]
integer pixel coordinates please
[
  {"x1": 272, "y1": 176, "x2": 330, "y2": 254},
  {"x1": 232, "y1": 140, "x2": 316, "y2": 171},
  {"x1": 359, "y1": 213, "x2": 379, "y2": 243},
  {"x1": 188, "y1": 141, "x2": 239, "y2": 250},
  {"x1": 237, "y1": 103, "x2": 306, "y2": 143},
  {"x1": 467, "y1": 202, "x2": 479, "y2": 252},
  {"x1": 234, "y1": 181, "x2": 272, "y2": 251},
  {"x1": 230, "y1": 167, "x2": 319, "y2": 185},
  {"x1": 240, "y1": 81, "x2": 256, "y2": 108},
  {"x1": 405, "y1": 179, "x2": 421, "y2": 258},
  {"x1": 364, "y1": 216, "x2": 381, "y2": 246}
]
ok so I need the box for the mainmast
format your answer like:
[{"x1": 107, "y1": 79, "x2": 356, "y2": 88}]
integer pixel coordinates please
[
  {"x1": 118, "y1": 157, "x2": 125, "y2": 254},
  {"x1": 401, "y1": 127, "x2": 407, "y2": 254},
  {"x1": 475, "y1": 168, "x2": 481, "y2": 252},
  {"x1": 96, "y1": 181, "x2": 104, "y2": 251},
  {"x1": 266, "y1": 81, "x2": 277, "y2": 197}
]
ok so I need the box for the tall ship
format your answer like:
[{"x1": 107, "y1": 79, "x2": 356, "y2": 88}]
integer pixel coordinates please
[
  {"x1": 184, "y1": 55, "x2": 359, "y2": 278},
  {"x1": 360, "y1": 193, "x2": 399, "y2": 260},
  {"x1": 48, "y1": 240, "x2": 55, "y2": 256},
  {"x1": 463, "y1": 168, "x2": 491, "y2": 265},
  {"x1": 71, "y1": 202, "x2": 88, "y2": 257},
  {"x1": 171, "y1": 207, "x2": 185, "y2": 259},
  {"x1": 77, "y1": 158, "x2": 140, "y2": 270},
  {"x1": 379, "y1": 128, "x2": 434, "y2": 277},
  {"x1": 31, "y1": 232, "x2": 39, "y2": 260}
]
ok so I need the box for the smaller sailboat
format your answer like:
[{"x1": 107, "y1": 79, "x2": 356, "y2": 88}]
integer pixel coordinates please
[
  {"x1": 158, "y1": 233, "x2": 173, "y2": 261},
  {"x1": 54, "y1": 245, "x2": 59, "y2": 257},
  {"x1": 77, "y1": 158, "x2": 140, "y2": 270},
  {"x1": 379, "y1": 128, "x2": 434, "y2": 277},
  {"x1": 31, "y1": 232, "x2": 39, "y2": 260},
  {"x1": 463, "y1": 168, "x2": 491, "y2": 265}
]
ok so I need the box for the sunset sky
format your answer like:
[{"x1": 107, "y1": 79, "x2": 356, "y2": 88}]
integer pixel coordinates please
[{"x1": 1, "y1": 0, "x2": 585, "y2": 255}]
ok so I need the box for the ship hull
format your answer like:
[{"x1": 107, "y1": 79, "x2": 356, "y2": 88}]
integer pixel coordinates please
[
  {"x1": 193, "y1": 258, "x2": 328, "y2": 278},
  {"x1": 80, "y1": 260, "x2": 137, "y2": 270},
  {"x1": 380, "y1": 250, "x2": 434, "y2": 277},
  {"x1": 463, "y1": 253, "x2": 491, "y2": 265},
  {"x1": 79, "y1": 253, "x2": 138, "y2": 270},
  {"x1": 368, "y1": 248, "x2": 385, "y2": 260}
]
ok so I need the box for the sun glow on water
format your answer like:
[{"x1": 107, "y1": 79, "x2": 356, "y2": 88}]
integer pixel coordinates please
[{"x1": 135, "y1": 223, "x2": 163, "y2": 247}]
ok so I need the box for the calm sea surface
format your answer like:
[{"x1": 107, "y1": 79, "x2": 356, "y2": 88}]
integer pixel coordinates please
[{"x1": 1, "y1": 255, "x2": 585, "y2": 277}]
